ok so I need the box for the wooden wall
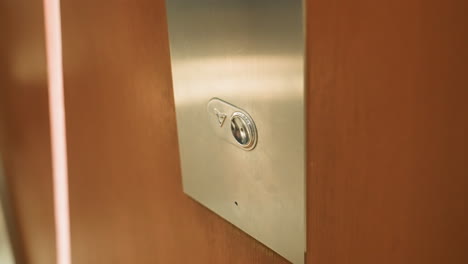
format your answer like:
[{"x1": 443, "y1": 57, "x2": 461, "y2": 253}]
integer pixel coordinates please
[
  {"x1": 306, "y1": 0, "x2": 468, "y2": 263},
  {"x1": 0, "y1": 1, "x2": 56, "y2": 264}
]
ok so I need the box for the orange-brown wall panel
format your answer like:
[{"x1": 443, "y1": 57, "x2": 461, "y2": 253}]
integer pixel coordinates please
[
  {"x1": 0, "y1": 2, "x2": 56, "y2": 264},
  {"x1": 306, "y1": 0, "x2": 468, "y2": 263}
]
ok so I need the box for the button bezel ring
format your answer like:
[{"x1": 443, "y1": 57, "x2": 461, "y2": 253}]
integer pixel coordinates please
[{"x1": 230, "y1": 111, "x2": 257, "y2": 150}]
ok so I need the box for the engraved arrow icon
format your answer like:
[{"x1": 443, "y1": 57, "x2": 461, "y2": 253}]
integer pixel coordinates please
[{"x1": 214, "y1": 108, "x2": 227, "y2": 127}]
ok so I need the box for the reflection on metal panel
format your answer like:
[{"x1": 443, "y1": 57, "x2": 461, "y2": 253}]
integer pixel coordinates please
[
  {"x1": 0, "y1": 161, "x2": 15, "y2": 264},
  {"x1": 166, "y1": 1, "x2": 305, "y2": 263},
  {"x1": 0, "y1": 205, "x2": 15, "y2": 264}
]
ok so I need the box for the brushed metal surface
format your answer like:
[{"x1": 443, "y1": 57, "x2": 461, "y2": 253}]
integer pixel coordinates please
[{"x1": 166, "y1": 1, "x2": 305, "y2": 263}]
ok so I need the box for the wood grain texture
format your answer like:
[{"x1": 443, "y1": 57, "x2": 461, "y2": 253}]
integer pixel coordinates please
[
  {"x1": 306, "y1": 0, "x2": 468, "y2": 263},
  {"x1": 0, "y1": 2, "x2": 57, "y2": 264},
  {"x1": 60, "y1": 1, "x2": 287, "y2": 263}
]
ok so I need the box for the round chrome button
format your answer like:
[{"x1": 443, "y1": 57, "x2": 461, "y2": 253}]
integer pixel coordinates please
[
  {"x1": 231, "y1": 115, "x2": 249, "y2": 145},
  {"x1": 230, "y1": 112, "x2": 257, "y2": 150}
]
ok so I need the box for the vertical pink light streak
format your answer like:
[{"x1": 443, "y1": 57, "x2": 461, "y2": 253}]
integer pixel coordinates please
[{"x1": 43, "y1": 1, "x2": 72, "y2": 264}]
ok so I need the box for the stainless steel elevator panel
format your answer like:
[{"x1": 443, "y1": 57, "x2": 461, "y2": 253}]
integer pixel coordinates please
[{"x1": 165, "y1": 1, "x2": 305, "y2": 263}]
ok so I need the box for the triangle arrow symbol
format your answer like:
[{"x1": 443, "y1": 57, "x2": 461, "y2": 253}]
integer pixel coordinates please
[{"x1": 214, "y1": 108, "x2": 227, "y2": 127}]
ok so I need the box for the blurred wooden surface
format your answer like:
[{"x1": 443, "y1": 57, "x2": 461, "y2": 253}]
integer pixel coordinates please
[
  {"x1": 306, "y1": 0, "x2": 468, "y2": 263},
  {"x1": 0, "y1": 2, "x2": 56, "y2": 264}
]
